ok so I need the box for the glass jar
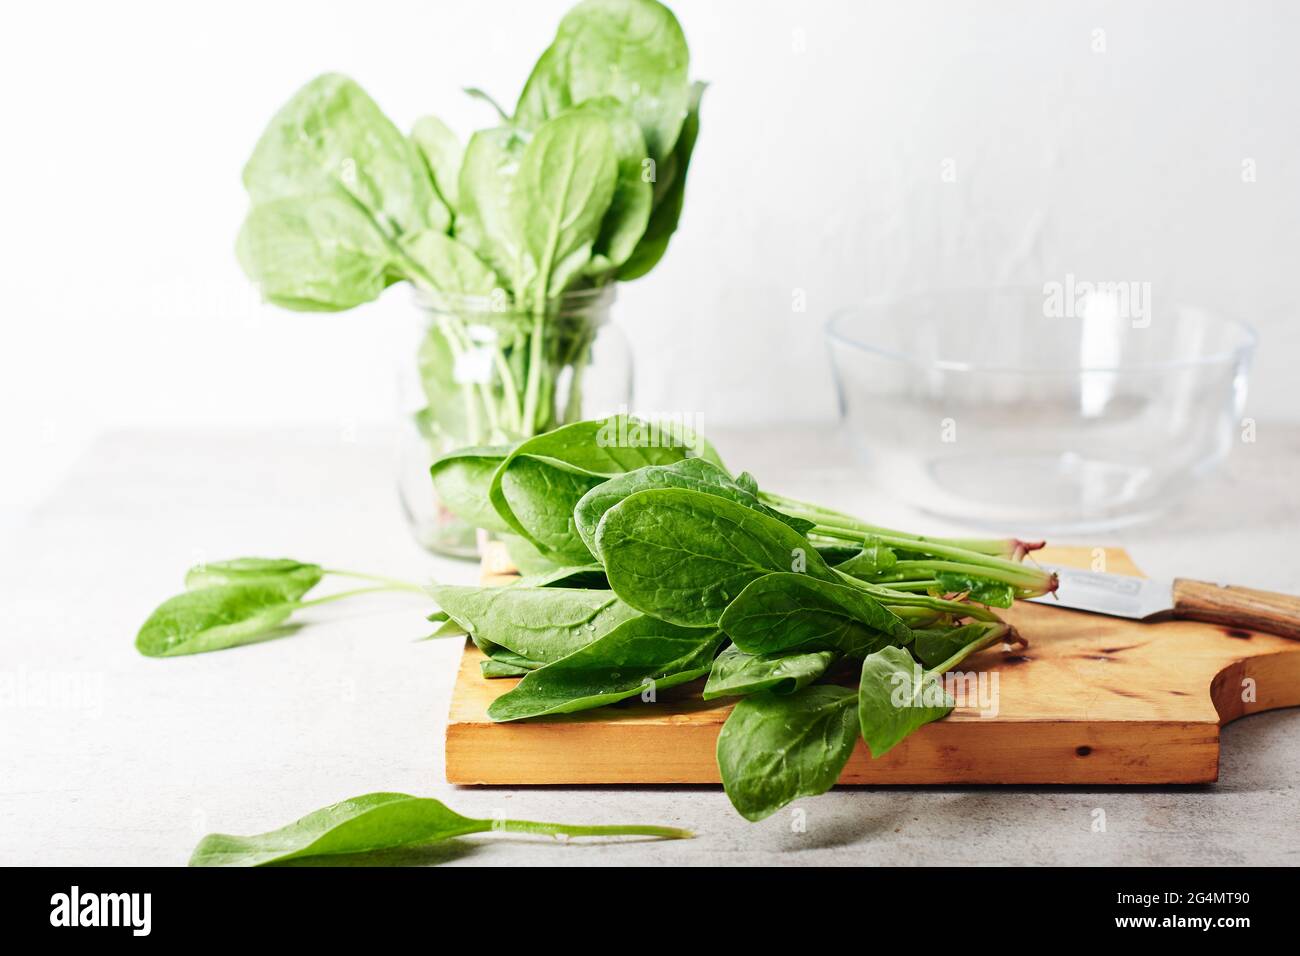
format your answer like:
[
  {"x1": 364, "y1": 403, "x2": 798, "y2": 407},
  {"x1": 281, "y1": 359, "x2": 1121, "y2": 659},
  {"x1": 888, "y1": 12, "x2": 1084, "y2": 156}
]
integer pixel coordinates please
[{"x1": 398, "y1": 284, "x2": 631, "y2": 557}]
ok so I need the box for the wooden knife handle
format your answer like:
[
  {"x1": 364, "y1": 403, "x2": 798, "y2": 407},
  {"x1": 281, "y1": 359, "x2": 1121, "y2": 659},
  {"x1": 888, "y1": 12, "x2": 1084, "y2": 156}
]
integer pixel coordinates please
[{"x1": 1172, "y1": 578, "x2": 1300, "y2": 640}]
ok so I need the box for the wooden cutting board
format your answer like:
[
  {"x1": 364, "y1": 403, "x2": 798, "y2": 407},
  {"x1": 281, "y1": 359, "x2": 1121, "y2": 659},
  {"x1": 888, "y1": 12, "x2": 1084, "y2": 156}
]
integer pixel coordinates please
[{"x1": 445, "y1": 544, "x2": 1300, "y2": 785}]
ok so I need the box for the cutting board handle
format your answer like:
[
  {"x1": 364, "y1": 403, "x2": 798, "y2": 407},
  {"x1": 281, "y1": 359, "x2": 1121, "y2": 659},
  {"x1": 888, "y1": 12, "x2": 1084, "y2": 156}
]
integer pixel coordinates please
[{"x1": 1172, "y1": 578, "x2": 1300, "y2": 641}]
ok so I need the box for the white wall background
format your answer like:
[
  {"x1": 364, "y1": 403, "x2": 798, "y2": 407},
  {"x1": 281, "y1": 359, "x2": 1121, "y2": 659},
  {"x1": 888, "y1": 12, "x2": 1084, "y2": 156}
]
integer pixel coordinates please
[{"x1": 2, "y1": 0, "x2": 1298, "y2": 524}]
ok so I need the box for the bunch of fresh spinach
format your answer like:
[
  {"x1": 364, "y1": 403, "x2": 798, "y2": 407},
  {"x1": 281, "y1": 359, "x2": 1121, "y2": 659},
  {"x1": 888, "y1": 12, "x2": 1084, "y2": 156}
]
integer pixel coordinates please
[
  {"x1": 134, "y1": 413, "x2": 1054, "y2": 824},
  {"x1": 428, "y1": 414, "x2": 1056, "y2": 820},
  {"x1": 190, "y1": 791, "x2": 690, "y2": 866},
  {"x1": 236, "y1": 0, "x2": 703, "y2": 450}
]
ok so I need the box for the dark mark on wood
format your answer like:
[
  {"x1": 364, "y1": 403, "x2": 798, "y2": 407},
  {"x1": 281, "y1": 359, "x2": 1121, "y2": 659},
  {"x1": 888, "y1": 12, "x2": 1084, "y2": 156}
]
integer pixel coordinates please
[
  {"x1": 1076, "y1": 746, "x2": 1092, "y2": 757},
  {"x1": 1224, "y1": 628, "x2": 1252, "y2": 640}
]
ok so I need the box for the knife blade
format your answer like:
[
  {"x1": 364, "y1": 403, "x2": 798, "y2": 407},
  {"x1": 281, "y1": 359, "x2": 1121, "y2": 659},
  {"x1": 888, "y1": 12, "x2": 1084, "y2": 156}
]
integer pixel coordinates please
[
  {"x1": 1025, "y1": 565, "x2": 1300, "y2": 641},
  {"x1": 1026, "y1": 565, "x2": 1174, "y2": 621}
]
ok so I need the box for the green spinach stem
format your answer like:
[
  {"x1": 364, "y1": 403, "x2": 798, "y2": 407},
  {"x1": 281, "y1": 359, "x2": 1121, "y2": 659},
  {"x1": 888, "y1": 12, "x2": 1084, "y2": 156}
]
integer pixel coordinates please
[
  {"x1": 868, "y1": 579, "x2": 941, "y2": 593},
  {"x1": 521, "y1": 308, "x2": 548, "y2": 433},
  {"x1": 321, "y1": 569, "x2": 427, "y2": 593},
  {"x1": 296, "y1": 584, "x2": 424, "y2": 608},
  {"x1": 832, "y1": 570, "x2": 1004, "y2": 622},
  {"x1": 761, "y1": 492, "x2": 1034, "y2": 556},
  {"x1": 485, "y1": 818, "x2": 693, "y2": 840},
  {"x1": 874, "y1": 558, "x2": 1048, "y2": 591}
]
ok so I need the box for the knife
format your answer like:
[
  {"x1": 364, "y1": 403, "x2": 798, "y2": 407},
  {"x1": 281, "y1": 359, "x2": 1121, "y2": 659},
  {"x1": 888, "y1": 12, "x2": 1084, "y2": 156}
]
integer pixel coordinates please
[{"x1": 1026, "y1": 566, "x2": 1300, "y2": 641}]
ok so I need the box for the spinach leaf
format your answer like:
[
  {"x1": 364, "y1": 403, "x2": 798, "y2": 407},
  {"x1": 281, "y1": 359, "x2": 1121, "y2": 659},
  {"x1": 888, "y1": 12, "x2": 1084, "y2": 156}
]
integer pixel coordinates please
[
  {"x1": 237, "y1": 75, "x2": 456, "y2": 309},
  {"x1": 236, "y1": 195, "x2": 395, "y2": 311},
  {"x1": 912, "y1": 620, "x2": 1012, "y2": 670},
  {"x1": 411, "y1": 114, "x2": 463, "y2": 210},
  {"x1": 815, "y1": 543, "x2": 866, "y2": 565},
  {"x1": 243, "y1": 74, "x2": 449, "y2": 236},
  {"x1": 190, "y1": 791, "x2": 689, "y2": 866},
  {"x1": 857, "y1": 645, "x2": 954, "y2": 758},
  {"x1": 834, "y1": 539, "x2": 899, "y2": 577},
  {"x1": 136, "y1": 584, "x2": 298, "y2": 657},
  {"x1": 481, "y1": 647, "x2": 545, "y2": 678},
  {"x1": 428, "y1": 584, "x2": 638, "y2": 663},
  {"x1": 719, "y1": 572, "x2": 912, "y2": 657},
  {"x1": 482, "y1": 659, "x2": 537, "y2": 678},
  {"x1": 184, "y1": 558, "x2": 323, "y2": 600},
  {"x1": 488, "y1": 416, "x2": 691, "y2": 559},
  {"x1": 595, "y1": 488, "x2": 838, "y2": 627},
  {"x1": 934, "y1": 571, "x2": 1016, "y2": 609},
  {"x1": 495, "y1": 456, "x2": 609, "y2": 563},
  {"x1": 423, "y1": 612, "x2": 465, "y2": 640},
  {"x1": 511, "y1": 564, "x2": 609, "y2": 589},
  {"x1": 429, "y1": 444, "x2": 514, "y2": 534},
  {"x1": 514, "y1": 36, "x2": 573, "y2": 129},
  {"x1": 456, "y1": 126, "x2": 530, "y2": 290},
  {"x1": 504, "y1": 533, "x2": 574, "y2": 576},
  {"x1": 913, "y1": 623, "x2": 989, "y2": 669},
  {"x1": 511, "y1": 110, "x2": 617, "y2": 306},
  {"x1": 497, "y1": 414, "x2": 692, "y2": 477},
  {"x1": 617, "y1": 80, "x2": 703, "y2": 281},
  {"x1": 401, "y1": 231, "x2": 502, "y2": 296},
  {"x1": 566, "y1": 98, "x2": 653, "y2": 272},
  {"x1": 427, "y1": 609, "x2": 550, "y2": 672},
  {"x1": 573, "y1": 458, "x2": 812, "y2": 559},
  {"x1": 702, "y1": 644, "x2": 836, "y2": 700},
  {"x1": 715, "y1": 685, "x2": 859, "y2": 822},
  {"x1": 488, "y1": 617, "x2": 723, "y2": 720},
  {"x1": 517, "y1": 0, "x2": 691, "y2": 169},
  {"x1": 141, "y1": 561, "x2": 426, "y2": 657}
]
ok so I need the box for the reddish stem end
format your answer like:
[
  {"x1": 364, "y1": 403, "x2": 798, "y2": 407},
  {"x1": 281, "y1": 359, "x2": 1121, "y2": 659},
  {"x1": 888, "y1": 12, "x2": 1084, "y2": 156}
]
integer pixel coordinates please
[{"x1": 1011, "y1": 539, "x2": 1047, "y2": 561}]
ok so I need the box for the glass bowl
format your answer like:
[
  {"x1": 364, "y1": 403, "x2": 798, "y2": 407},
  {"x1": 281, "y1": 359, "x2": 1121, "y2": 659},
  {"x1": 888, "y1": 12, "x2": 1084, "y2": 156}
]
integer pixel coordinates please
[{"x1": 826, "y1": 288, "x2": 1256, "y2": 532}]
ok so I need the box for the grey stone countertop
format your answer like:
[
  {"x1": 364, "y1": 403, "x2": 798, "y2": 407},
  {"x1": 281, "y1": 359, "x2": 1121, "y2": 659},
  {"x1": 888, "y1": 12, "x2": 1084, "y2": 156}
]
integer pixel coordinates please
[{"x1": 3, "y1": 424, "x2": 1297, "y2": 865}]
